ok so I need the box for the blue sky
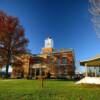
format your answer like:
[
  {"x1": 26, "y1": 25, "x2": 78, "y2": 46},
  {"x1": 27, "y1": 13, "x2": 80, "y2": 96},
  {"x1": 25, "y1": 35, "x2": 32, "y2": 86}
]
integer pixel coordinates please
[{"x1": 0, "y1": 0, "x2": 100, "y2": 72}]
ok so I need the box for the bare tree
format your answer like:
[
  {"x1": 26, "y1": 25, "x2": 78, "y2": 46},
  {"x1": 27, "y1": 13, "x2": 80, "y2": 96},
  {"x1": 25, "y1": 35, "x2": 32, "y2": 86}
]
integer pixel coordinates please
[{"x1": 89, "y1": 0, "x2": 100, "y2": 38}]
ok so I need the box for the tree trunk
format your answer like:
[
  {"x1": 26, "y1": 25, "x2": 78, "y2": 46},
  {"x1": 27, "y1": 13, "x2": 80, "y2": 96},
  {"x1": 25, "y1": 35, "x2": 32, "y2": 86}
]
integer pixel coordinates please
[
  {"x1": 5, "y1": 50, "x2": 11, "y2": 78},
  {"x1": 5, "y1": 64, "x2": 9, "y2": 78}
]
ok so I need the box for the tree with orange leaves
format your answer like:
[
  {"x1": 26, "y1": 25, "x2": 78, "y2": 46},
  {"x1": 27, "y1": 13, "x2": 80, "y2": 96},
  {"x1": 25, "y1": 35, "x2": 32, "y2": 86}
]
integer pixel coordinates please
[{"x1": 0, "y1": 11, "x2": 29, "y2": 78}]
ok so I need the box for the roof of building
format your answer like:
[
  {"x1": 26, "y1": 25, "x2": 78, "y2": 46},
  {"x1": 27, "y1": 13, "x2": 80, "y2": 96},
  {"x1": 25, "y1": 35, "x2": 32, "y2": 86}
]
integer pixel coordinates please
[{"x1": 80, "y1": 55, "x2": 100, "y2": 67}]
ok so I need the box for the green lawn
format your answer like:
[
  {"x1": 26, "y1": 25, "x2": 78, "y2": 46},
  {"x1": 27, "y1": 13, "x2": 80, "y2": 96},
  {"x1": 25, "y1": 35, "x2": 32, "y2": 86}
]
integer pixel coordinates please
[{"x1": 0, "y1": 79, "x2": 100, "y2": 100}]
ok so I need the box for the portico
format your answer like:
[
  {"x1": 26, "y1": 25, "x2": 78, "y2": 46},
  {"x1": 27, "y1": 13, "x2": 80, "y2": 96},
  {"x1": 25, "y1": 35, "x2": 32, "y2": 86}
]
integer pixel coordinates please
[
  {"x1": 76, "y1": 55, "x2": 100, "y2": 84},
  {"x1": 80, "y1": 55, "x2": 100, "y2": 77}
]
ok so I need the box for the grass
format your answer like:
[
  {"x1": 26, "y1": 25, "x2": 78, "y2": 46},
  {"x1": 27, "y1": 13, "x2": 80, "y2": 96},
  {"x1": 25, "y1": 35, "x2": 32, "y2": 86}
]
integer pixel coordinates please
[{"x1": 0, "y1": 79, "x2": 100, "y2": 100}]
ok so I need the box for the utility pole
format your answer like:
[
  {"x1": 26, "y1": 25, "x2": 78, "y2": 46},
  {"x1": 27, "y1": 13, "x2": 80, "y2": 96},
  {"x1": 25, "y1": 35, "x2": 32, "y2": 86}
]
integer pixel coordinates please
[{"x1": 40, "y1": 63, "x2": 43, "y2": 88}]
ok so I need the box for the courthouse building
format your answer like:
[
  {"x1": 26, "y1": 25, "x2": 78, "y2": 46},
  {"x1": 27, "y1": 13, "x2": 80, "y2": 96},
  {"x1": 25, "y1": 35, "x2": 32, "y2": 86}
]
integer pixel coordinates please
[{"x1": 11, "y1": 37, "x2": 76, "y2": 79}]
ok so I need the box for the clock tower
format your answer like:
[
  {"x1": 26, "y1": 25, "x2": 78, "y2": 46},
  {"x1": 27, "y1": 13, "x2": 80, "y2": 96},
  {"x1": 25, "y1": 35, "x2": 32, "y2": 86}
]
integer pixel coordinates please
[
  {"x1": 45, "y1": 37, "x2": 53, "y2": 48},
  {"x1": 42, "y1": 37, "x2": 54, "y2": 54}
]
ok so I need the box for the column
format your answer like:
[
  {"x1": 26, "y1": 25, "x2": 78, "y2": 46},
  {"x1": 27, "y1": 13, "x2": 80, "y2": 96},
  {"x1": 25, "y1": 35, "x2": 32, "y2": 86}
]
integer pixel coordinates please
[
  {"x1": 40, "y1": 64, "x2": 42, "y2": 79},
  {"x1": 94, "y1": 67, "x2": 97, "y2": 77},
  {"x1": 29, "y1": 65, "x2": 32, "y2": 78},
  {"x1": 99, "y1": 67, "x2": 100, "y2": 77},
  {"x1": 35, "y1": 67, "x2": 36, "y2": 78},
  {"x1": 85, "y1": 63, "x2": 88, "y2": 77}
]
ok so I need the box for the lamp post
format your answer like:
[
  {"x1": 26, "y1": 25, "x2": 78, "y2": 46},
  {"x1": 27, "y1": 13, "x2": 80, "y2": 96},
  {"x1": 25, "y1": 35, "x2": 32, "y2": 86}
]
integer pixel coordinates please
[{"x1": 40, "y1": 63, "x2": 43, "y2": 88}]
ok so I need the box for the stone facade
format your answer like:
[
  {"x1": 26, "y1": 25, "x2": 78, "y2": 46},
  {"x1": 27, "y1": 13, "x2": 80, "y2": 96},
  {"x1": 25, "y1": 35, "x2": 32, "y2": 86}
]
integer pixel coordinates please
[
  {"x1": 11, "y1": 49, "x2": 75, "y2": 79},
  {"x1": 11, "y1": 54, "x2": 30, "y2": 78}
]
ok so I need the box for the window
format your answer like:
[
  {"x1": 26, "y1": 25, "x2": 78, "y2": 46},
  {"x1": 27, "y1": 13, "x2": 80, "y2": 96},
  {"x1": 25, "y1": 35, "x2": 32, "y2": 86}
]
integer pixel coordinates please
[
  {"x1": 62, "y1": 57, "x2": 67, "y2": 64},
  {"x1": 56, "y1": 58, "x2": 60, "y2": 64},
  {"x1": 50, "y1": 59, "x2": 54, "y2": 64}
]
